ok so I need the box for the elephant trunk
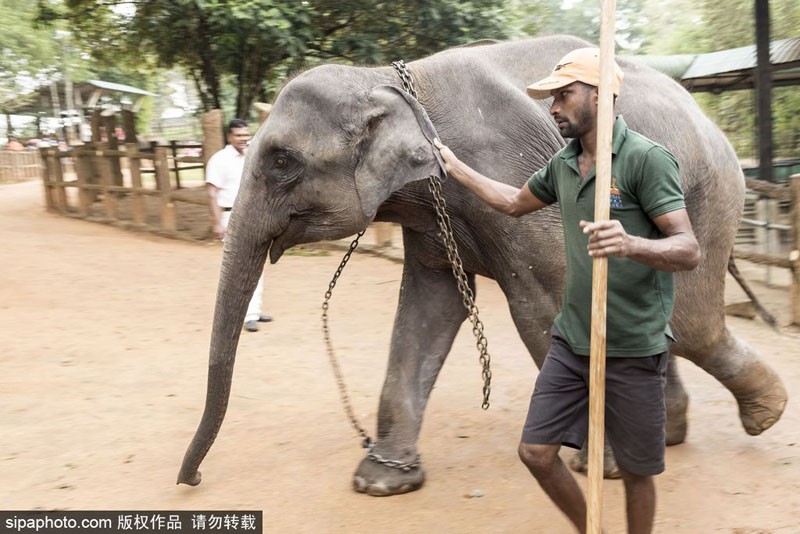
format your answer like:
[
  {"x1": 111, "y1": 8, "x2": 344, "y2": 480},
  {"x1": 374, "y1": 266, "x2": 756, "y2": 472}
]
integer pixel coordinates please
[
  {"x1": 177, "y1": 230, "x2": 269, "y2": 486},
  {"x1": 176, "y1": 363, "x2": 236, "y2": 485}
]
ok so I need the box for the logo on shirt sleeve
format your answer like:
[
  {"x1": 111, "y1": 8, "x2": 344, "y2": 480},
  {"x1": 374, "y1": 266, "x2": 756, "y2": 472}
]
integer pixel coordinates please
[{"x1": 610, "y1": 177, "x2": 623, "y2": 208}]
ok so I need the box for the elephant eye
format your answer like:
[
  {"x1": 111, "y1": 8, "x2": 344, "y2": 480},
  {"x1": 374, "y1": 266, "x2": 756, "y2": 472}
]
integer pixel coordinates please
[
  {"x1": 272, "y1": 152, "x2": 291, "y2": 169},
  {"x1": 266, "y1": 149, "x2": 303, "y2": 184}
]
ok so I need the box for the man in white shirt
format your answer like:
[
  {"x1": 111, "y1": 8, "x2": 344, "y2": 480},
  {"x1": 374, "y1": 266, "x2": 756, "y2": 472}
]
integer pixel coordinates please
[{"x1": 205, "y1": 118, "x2": 272, "y2": 332}]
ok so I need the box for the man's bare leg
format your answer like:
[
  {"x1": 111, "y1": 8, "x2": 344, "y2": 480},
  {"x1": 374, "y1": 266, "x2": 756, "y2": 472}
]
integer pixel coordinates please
[
  {"x1": 519, "y1": 442, "x2": 588, "y2": 533},
  {"x1": 620, "y1": 469, "x2": 655, "y2": 534}
]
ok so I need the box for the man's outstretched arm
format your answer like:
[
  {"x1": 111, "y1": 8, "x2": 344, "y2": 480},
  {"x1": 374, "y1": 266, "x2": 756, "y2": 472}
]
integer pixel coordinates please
[{"x1": 435, "y1": 139, "x2": 548, "y2": 218}]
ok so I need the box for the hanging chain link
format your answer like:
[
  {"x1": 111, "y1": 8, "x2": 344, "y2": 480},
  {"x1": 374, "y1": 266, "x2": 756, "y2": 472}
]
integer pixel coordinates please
[
  {"x1": 320, "y1": 59, "x2": 494, "y2": 470},
  {"x1": 427, "y1": 178, "x2": 493, "y2": 409},
  {"x1": 322, "y1": 231, "x2": 422, "y2": 470},
  {"x1": 392, "y1": 60, "x2": 493, "y2": 409},
  {"x1": 321, "y1": 230, "x2": 374, "y2": 450}
]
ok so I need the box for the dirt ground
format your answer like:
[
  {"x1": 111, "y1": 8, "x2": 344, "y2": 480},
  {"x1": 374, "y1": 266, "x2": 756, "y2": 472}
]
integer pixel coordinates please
[{"x1": 2, "y1": 180, "x2": 799, "y2": 533}]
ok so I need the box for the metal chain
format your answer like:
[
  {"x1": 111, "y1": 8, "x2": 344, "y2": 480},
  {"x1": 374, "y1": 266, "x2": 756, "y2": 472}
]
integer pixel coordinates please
[
  {"x1": 391, "y1": 60, "x2": 492, "y2": 410},
  {"x1": 322, "y1": 232, "x2": 422, "y2": 470},
  {"x1": 428, "y1": 178, "x2": 492, "y2": 409},
  {"x1": 366, "y1": 452, "x2": 421, "y2": 472},
  {"x1": 321, "y1": 230, "x2": 374, "y2": 451},
  {"x1": 320, "y1": 60, "x2": 494, "y2": 470},
  {"x1": 391, "y1": 60, "x2": 418, "y2": 99}
]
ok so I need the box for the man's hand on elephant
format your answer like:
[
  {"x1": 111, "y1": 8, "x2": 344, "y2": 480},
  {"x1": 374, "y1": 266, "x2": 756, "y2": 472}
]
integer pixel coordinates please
[
  {"x1": 434, "y1": 138, "x2": 457, "y2": 174},
  {"x1": 580, "y1": 219, "x2": 632, "y2": 257}
]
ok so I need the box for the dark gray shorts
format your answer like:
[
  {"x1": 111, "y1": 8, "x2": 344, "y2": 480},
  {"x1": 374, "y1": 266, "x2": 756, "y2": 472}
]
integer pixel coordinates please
[{"x1": 521, "y1": 327, "x2": 669, "y2": 476}]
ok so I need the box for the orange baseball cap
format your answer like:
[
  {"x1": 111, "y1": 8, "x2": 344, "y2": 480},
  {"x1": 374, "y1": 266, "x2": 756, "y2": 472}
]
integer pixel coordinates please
[{"x1": 526, "y1": 47, "x2": 624, "y2": 99}]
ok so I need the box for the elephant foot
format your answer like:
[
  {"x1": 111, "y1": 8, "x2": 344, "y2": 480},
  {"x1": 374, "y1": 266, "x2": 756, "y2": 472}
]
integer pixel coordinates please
[
  {"x1": 665, "y1": 416, "x2": 687, "y2": 446},
  {"x1": 352, "y1": 455, "x2": 425, "y2": 496},
  {"x1": 728, "y1": 363, "x2": 788, "y2": 436},
  {"x1": 568, "y1": 444, "x2": 620, "y2": 479},
  {"x1": 737, "y1": 383, "x2": 787, "y2": 436}
]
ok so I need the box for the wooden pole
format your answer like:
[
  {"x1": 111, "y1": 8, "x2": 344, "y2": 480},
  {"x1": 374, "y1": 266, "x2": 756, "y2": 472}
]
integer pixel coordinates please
[
  {"x1": 127, "y1": 143, "x2": 145, "y2": 227},
  {"x1": 202, "y1": 110, "x2": 225, "y2": 167},
  {"x1": 587, "y1": 1, "x2": 616, "y2": 533},
  {"x1": 154, "y1": 146, "x2": 177, "y2": 233},
  {"x1": 791, "y1": 174, "x2": 800, "y2": 326}
]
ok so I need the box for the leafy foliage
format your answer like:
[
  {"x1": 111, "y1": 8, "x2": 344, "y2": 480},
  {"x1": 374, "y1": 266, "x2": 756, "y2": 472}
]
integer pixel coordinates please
[
  {"x1": 639, "y1": 0, "x2": 800, "y2": 160},
  {"x1": 1, "y1": 0, "x2": 794, "y2": 158},
  {"x1": 45, "y1": 0, "x2": 511, "y2": 118},
  {"x1": 0, "y1": 1, "x2": 59, "y2": 112}
]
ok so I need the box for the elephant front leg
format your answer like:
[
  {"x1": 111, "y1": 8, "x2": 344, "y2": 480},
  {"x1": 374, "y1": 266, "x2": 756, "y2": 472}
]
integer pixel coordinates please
[{"x1": 353, "y1": 255, "x2": 469, "y2": 496}]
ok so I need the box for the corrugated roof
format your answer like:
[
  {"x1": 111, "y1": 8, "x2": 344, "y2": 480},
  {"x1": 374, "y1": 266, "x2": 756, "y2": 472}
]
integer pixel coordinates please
[
  {"x1": 0, "y1": 79, "x2": 157, "y2": 116},
  {"x1": 683, "y1": 37, "x2": 800, "y2": 92},
  {"x1": 626, "y1": 54, "x2": 696, "y2": 79},
  {"x1": 86, "y1": 79, "x2": 158, "y2": 97},
  {"x1": 629, "y1": 37, "x2": 800, "y2": 93}
]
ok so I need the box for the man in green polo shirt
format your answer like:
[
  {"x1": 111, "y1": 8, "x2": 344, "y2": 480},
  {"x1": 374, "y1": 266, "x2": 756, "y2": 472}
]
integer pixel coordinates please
[{"x1": 435, "y1": 47, "x2": 700, "y2": 534}]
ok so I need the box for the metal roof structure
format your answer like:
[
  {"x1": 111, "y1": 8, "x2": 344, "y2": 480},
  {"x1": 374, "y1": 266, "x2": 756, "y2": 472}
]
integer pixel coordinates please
[
  {"x1": 84, "y1": 79, "x2": 157, "y2": 98},
  {"x1": 631, "y1": 37, "x2": 800, "y2": 93},
  {"x1": 1, "y1": 79, "x2": 157, "y2": 117},
  {"x1": 682, "y1": 37, "x2": 800, "y2": 92}
]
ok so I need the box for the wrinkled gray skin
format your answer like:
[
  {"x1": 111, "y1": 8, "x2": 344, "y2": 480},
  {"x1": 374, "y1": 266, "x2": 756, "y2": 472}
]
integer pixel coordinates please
[{"x1": 178, "y1": 35, "x2": 787, "y2": 495}]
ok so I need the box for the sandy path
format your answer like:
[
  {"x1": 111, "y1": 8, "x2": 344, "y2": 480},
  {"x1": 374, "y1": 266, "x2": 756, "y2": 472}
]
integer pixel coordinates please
[{"x1": 1, "y1": 181, "x2": 798, "y2": 533}]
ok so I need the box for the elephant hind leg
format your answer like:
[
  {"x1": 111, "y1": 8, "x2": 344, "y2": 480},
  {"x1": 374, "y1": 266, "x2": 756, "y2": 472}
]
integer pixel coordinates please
[
  {"x1": 664, "y1": 354, "x2": 689, "y2": 445},
  {"x1": 569, "y1": 354, "x2": 689, "y2": 477},
  {"x1": 677, "y1": 326, "x2": 787, "y2": 436},
  {"x1": 728, "y1": 356, "x2": 786, "y2": 436}
]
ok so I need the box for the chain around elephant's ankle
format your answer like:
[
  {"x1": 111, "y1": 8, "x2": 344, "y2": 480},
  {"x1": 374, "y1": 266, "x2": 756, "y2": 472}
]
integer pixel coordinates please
[{"x1": 366, "y1": 451, "x2": 421, "y2": 472}]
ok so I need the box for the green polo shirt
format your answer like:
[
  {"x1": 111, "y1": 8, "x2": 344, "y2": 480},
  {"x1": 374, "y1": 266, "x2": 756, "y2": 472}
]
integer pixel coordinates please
[{"x1": 527, "y1": 116, "x2": 685, "y2": 357}]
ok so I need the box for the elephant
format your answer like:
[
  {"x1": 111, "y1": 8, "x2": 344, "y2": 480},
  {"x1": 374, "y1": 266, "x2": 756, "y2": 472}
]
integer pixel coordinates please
[{"x1": 177, "y1": 35, "x2": 787, "y2": 496}]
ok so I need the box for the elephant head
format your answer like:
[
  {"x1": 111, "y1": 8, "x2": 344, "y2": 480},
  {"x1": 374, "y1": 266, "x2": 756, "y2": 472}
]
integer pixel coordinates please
[{"x1": 177, "y1": 65, "x2": 445, "y2": 485}]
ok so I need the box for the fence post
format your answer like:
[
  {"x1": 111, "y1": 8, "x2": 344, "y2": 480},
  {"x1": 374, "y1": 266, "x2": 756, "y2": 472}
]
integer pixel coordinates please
[
  {"x1": 39, "y1": 148, "x2": 57, "y2": 211},
  {"x1": 102, "y1": 114, "x2": 123, "y2": 187},
  {"x1": 49, "y1": 148, "x2": 67, "y2": 212},
  {"x1": 373, "y1": 222, "x2": 393, "y2": 248},
  {"x1": 73, "y1": 146, "x2": 92, "y2": 216},
  {"x1": 154, "y1": 146, "x2": 177, "y2": 233},
  {"x1": 0, "y1": 151, "x2": 7, "y2": 182},
  {"x1": 121, "y1": 110, "x2": 138, "y2": 145},
  {"x1": 127, "y1": 143, "x2": 145, "y2": 227},
  {"x1": 171, "y1": 140, "x2": 182, "y2": 189},
  {"x1": 202, "y1": 110, "x2": 224, "y2": 167},
  {"x1": 791, "y1": 174, "x2": 800, "y2": 326},
  {"x1": 90, "y1": 110, "x2": 102, "y2": 143},
  {"x1": 94, "y1": 142, "x2": 117, "y2": 220}
]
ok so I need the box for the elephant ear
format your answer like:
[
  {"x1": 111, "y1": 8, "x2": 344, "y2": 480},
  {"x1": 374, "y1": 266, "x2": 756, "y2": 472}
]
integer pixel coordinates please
[{"x1": 354, "y1": 85, "x2": 447, "y2": 220}]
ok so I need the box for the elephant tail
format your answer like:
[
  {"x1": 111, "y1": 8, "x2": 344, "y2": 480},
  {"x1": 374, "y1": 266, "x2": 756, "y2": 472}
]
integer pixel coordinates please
[{"x1": 727, "y1": 255, "x2": 779, "y2": 330}]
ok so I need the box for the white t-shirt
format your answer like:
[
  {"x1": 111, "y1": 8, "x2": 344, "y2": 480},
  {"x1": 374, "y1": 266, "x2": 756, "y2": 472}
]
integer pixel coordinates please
[{"x1": 205, "y1": 144, "x2": 246, "y2": 208}]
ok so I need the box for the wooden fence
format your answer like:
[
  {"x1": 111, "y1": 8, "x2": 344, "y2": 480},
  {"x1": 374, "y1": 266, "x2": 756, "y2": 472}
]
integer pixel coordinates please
[
  {"x1": 0, "y1": 150, "x2": 43, "y2": 183},
  {"x1": 39, "y1": 142, "x2": 210, "y2": 241},
  {"x1": 735, "y1": 175, "x2": 800, "y2": 325}
]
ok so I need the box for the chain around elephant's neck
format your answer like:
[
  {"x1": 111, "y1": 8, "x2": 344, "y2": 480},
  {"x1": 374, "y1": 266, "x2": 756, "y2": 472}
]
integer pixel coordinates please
[{"x1": 391, "y1": 60, "x2": 493, "y2": 411}]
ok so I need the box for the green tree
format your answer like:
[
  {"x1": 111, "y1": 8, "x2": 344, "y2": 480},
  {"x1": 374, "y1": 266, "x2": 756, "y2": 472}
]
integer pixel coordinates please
[
  {"x1": 49, "y1": 0, "x2": 513, "y2": 119},
  {"x1": 0, "y1": 0, "x2": 59, "y2": 129},
  {"x1": 536, "y1": 0, "x2": 649, "y2": 51}
]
